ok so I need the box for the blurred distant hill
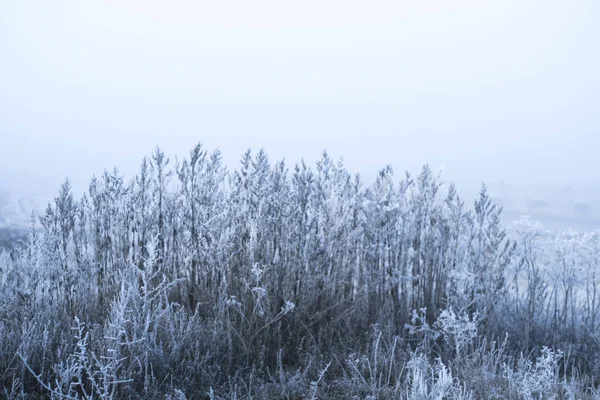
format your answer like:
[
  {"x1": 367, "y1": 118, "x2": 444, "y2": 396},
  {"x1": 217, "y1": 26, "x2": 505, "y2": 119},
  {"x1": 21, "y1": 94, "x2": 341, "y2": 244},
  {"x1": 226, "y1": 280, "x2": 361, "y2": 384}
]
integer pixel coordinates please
[
  {"x1": 0, "y1": 189, "x2": 46, "y2": 228},
  {"x1": 485, "y1": 182, "x2": 600, "y2": 232},
  {"x1": 0, "y1": 189, "x2": 46, "y2": 250},
  {"x1": 0, "y1": 227, "x2": 27, "y2": 250}
]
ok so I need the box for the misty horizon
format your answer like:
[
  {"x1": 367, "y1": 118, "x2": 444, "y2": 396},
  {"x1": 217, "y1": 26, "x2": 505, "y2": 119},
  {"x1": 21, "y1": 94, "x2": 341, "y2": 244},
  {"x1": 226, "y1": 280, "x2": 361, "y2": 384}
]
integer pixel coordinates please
[{"x1": 1, "y1": 0, "x2": 599, "y2": 200}]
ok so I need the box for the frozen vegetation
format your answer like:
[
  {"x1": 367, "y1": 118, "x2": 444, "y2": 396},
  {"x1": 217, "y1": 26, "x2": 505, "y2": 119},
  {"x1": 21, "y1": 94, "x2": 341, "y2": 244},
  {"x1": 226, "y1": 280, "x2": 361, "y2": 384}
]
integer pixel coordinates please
[{"x1": 1, "y1": 144, "x2": 599, "y2": 399}]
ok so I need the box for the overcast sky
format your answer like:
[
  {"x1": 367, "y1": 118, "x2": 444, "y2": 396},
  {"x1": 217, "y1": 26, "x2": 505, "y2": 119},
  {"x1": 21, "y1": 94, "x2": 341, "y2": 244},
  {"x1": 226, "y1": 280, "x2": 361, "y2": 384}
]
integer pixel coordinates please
[{"x1": 0, "y1": 0, "x2": 599, "y2": 197}]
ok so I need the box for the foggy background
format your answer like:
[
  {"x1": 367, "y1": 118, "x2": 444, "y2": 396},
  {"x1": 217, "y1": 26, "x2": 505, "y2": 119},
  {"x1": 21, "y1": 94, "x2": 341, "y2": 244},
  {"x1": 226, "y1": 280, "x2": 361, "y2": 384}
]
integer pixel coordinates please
[{"x1": 0, "y1": 0, "x2": 599, "y2": 231}]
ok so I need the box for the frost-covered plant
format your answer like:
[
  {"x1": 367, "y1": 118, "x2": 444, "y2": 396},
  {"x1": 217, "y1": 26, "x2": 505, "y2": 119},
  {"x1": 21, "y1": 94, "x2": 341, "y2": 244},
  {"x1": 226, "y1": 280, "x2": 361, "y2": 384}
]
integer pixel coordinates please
[
  {"x1": 406, "y1": 307, "x2": 478, "y2": 362},
  {"x1": 406, "y1": 354, "x2": 473, "y2": 400},
  {"x1": 504, "y1": 347, "x2": 563, "y2": 400},
  {"x1": 20, "y1": 317, "x2": 132, "y2": 400},
  {"x1": 308, "y1": 361, "x2": 331, "y2": 400},
  {"x1": 164, "y1": 388, "x2": 187, "y2": 400},
  {"x1": 435, "y1": 308, "x2": 478, "y2": 360},
  {"x1": 2, "y1": 377, "x2": 28, "y2": 400},
  {"x1": 343, "y1": 328, "x2": 405, "y2": 399},
  {"x1": 406, "y1": 308, "x2": 439, "y2": 354}
]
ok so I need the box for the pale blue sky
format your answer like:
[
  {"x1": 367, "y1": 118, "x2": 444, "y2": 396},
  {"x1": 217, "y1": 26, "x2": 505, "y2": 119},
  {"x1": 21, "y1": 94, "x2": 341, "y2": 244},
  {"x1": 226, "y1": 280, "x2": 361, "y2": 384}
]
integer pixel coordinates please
[{"x1": 0, "y1": 0, "x2": 598, "y2": 197}]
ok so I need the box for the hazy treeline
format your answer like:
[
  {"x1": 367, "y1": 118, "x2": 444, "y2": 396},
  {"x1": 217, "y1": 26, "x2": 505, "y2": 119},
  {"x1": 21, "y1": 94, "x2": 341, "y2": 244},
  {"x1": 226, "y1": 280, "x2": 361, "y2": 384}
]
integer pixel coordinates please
[
  {"x1": 0, "y1": 228, "x2": 27, "y2": 251},
  {"x1": 0, "y1": 144, "x2": 599, "y2": 399}
]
